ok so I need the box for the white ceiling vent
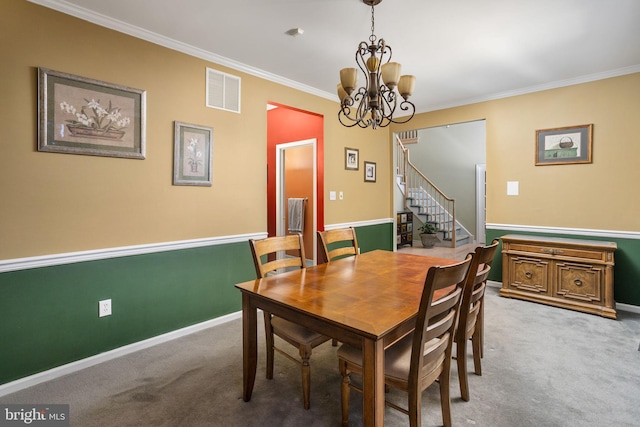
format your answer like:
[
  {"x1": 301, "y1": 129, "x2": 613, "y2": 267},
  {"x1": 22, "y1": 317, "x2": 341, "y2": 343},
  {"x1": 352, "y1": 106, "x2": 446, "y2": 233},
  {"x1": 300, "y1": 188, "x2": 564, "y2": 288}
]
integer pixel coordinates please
[{"x1": 206, "y1": 67, "x2": 241, "y2": 113}]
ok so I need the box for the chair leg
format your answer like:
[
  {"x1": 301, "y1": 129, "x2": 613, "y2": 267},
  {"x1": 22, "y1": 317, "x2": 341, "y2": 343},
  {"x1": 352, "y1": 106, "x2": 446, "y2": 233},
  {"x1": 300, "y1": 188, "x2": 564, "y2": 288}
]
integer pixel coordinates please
[
  {"x1": 300, "y1": 351, "x2": 311, "y2": 410},
  {"x1": 439, "y1": 368, "x2": 453, "y2": 427},
  {"x1": 407, "y1": 384, "x2": 422, "y2": 427},
  {"x1": 472, "y1": 332, "x2": 482, "y2": 376},
  {"x1": 339, "y1": 360, "x2": 351, "y2": 427},
  {"x1": 332, "y1": 338, "x2": 338, "y2": 346},
  {"x1": 456, "y1": 336, "x2": 470, "y2": 401},
  {"x1": 263, "y1": 311, "x2": 275, "y2": 380},
  {"x1": 478, "y1": 301, "x2": 485, "y2": 358}
]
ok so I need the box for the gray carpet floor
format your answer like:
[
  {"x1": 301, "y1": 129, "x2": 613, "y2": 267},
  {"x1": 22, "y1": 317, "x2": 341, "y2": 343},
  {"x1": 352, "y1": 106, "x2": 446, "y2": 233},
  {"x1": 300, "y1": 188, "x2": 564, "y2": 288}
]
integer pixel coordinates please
[{"x1": 2, "y1": 287, "x2": 640, "y2": 426}]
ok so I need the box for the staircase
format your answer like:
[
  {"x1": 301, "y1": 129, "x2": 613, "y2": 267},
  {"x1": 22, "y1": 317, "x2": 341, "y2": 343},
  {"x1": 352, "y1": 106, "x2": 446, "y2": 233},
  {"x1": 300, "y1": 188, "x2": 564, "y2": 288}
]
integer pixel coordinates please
[{"x1": 396, "y1": 135, "x2": 472, "y2": 247}]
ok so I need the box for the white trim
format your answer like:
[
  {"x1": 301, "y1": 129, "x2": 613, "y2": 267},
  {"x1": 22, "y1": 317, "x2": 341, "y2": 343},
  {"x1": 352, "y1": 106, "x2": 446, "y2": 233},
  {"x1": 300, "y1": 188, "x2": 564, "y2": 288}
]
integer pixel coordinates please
[
  {"x1": 324, "y1": 218, "x2": 393, "y2": 231},
  {"x1": 487, "y1": 280, "x2": 639, "y2": 313},
  {"x1": 486, "y1": 223, "x2": 640, "y2": 240},
  {"x1": 276, "y1": 139, "x2": 317, "y2": 261},
  {"x1": 27, "y1": 0, "x2": 335, "y2": 103},
  {"x1": 0, "y1": 311, "x2": 242, "y2": 397},
  {"x1": 0, "y1": 232, "x2": 268, "y2": 273}
]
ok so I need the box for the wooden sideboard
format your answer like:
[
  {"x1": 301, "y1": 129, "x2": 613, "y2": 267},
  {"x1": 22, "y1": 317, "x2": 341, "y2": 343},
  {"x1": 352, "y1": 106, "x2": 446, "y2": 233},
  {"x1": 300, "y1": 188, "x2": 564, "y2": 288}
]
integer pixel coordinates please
[{"x1": 500, "y1": 234, "x2": 617, "y2": 319}]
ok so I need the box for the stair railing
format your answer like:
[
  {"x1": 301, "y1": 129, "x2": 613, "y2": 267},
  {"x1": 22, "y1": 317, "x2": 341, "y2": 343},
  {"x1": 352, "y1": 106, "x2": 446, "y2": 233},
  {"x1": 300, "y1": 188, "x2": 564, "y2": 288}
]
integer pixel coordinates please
[{"x1": 396, "y1": 135, "x2": 457, "y2": 247}]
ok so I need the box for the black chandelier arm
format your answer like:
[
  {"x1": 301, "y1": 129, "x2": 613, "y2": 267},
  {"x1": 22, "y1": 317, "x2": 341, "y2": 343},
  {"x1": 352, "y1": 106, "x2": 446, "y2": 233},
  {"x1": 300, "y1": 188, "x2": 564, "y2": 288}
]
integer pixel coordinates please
[
  {"x1": 389, "y1": 100, "x2": 416, "y2": 124},
  {"x1": 338, "y1": 87, "x2": 372, "y2": 128}
]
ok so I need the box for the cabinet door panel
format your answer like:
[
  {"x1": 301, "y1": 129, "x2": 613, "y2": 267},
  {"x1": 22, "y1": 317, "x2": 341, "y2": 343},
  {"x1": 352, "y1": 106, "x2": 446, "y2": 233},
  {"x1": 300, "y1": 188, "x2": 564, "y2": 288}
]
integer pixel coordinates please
[
  {"x1": 509, "y1": 257, "x2": 549, "y2": 294},
  {"x1": 554, "y1": 262, "x2": 602, "y2": 303}
]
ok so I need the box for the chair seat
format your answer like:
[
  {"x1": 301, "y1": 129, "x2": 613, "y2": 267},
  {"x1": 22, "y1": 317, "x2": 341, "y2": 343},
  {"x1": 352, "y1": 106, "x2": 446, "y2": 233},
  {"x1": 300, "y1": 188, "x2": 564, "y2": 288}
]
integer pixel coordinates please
[
  {"x1": 271, "y1": 316, "x2": 327, "y2": 345},
  {"x1": 337, "y1": 335, "x2": 446, "y2": 384}
]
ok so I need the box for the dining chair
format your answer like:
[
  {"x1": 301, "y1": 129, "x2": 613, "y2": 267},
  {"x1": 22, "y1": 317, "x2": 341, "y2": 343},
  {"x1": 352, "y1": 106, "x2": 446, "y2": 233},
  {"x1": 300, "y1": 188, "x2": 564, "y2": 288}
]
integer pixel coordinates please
[
  {"x1": 454, "y1": 249, "x2": 491, "y2": 402},
  {"x1": 248, "y1": 234, "x2": 331, "y2": 410},
  {"x1": 474, "y1": 239, "x2": 500, "y2": 359},
  {"x1": 317, "y1": 227, "x2": 359, "y2": 263},
  {"x1": 337, "y1": 256, "x2": 472, "y2": 427}
]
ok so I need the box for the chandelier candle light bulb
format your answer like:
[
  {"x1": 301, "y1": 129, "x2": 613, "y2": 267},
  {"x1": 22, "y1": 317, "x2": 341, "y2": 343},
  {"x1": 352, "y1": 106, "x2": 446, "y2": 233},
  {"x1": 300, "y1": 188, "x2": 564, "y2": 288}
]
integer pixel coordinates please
[{"x1": 337, "y1": 0, "x2": 416, "y2": 129}]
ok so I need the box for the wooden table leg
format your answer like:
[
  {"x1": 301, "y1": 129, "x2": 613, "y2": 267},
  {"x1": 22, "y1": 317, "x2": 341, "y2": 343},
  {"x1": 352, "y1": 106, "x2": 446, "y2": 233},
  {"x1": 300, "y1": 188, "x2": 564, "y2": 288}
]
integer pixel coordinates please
[
  {"x1": 242, "y1": 293, "x2": 257, "y2": 402},
  {"x1": 361, "y1": 338, "x2": 385, "y2": 427}
]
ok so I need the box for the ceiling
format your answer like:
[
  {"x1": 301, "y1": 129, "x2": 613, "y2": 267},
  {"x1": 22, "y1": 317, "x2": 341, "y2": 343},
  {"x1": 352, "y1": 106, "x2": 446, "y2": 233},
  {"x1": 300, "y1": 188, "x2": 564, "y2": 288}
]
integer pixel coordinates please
[{"x1": 35, "y1": 0, "x2": 640, "y2": 114}]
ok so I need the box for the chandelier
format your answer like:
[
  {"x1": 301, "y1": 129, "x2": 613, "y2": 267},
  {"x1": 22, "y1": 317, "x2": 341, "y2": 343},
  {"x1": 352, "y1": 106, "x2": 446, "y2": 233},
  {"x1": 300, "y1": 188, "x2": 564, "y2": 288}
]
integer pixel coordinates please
[{"x1": 337, "y1": 0, "x2": 416, "y2": 129}]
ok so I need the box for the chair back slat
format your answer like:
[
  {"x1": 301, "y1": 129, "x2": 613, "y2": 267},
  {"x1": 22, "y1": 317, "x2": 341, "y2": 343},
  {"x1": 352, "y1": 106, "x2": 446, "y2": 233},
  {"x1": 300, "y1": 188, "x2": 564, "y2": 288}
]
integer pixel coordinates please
[
  {"x1": 249, "y1": 234, "x2": 306, "y2": 278},
  {"x1": 317, "y1": 227, "x2": 359, "y2": 263}
]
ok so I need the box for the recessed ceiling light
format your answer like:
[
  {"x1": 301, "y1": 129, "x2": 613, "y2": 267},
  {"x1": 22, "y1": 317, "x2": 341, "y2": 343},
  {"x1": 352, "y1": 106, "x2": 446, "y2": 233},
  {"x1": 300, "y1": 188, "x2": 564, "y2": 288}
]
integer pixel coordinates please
[{"x1": 285, "y1": 28, "x2": 304, "y2": 37}]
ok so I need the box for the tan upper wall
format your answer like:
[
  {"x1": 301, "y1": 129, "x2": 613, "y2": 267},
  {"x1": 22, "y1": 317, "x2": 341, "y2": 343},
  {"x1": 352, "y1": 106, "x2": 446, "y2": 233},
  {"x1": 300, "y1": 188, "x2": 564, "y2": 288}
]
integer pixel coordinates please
[
  {"x1": 0, "y1": 1, "x2": 390, "y2": 260},
  {"x1": 394, "y1": 72, "x2": 640, "y2": 232},
  {"x1": 3, "y1": 1, "x2": 637, "y2": 261}
]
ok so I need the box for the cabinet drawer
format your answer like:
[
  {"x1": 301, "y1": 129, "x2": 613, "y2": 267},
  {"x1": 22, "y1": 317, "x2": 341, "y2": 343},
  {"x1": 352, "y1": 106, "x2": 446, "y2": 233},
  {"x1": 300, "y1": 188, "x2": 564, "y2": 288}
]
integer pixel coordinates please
[
  {"x1": 508, "y1": 256, "x2": 549, "y2": 295},
  {"x1": 554, "y1": 262, "x2": 602, "y2": 303},
  {"x1": 508, "y1": 243, "x2": 607, "y2": 262}
]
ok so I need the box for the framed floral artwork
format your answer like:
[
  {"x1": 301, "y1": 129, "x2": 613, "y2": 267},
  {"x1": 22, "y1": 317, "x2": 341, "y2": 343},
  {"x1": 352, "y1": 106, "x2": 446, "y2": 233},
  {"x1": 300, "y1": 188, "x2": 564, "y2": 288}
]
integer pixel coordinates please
[
  {"x1": 173, "y1": 121, "x2": 213, "y2": 186},
  {"x1": 38, "y1": 67, "x2": 146, "y2": 159}
]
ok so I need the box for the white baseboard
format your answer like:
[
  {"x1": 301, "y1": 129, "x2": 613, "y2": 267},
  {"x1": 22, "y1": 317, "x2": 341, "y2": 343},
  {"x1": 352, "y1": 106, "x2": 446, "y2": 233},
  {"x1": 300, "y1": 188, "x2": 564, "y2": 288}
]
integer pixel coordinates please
[{"x1": 0, "y1": 311, "x2": 241, "y2": 397}]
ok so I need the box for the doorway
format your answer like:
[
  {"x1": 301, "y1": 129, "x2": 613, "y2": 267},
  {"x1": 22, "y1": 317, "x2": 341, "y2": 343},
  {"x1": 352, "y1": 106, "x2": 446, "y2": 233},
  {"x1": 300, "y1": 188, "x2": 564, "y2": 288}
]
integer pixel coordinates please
[
  {"x1": 395, "y1": 120, "x2": 486, "y2": 244},
  {"x1": 266, "y1": 103, "x2": 324, "y2": 264},
  {"x1": 276, "y1": 139, "x2": 316, "y2": 262}
]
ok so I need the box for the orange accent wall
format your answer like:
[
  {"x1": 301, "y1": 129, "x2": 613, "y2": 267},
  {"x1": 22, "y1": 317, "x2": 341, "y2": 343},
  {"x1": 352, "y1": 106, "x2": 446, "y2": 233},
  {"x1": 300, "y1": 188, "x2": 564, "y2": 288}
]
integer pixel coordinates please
[
  {"x1": 283, "y1": 145, "x2": 314, "y2": 255},
  {"x1": 266, "y1": 105, "x2": 324, "y2": 255}
]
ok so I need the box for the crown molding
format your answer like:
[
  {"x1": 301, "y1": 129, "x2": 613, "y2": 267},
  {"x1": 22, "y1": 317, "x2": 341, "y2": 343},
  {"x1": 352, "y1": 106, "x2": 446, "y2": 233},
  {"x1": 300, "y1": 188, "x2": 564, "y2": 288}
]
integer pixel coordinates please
[{"x1": 419, "y1": 64, "x2": 640, "y2": 113}]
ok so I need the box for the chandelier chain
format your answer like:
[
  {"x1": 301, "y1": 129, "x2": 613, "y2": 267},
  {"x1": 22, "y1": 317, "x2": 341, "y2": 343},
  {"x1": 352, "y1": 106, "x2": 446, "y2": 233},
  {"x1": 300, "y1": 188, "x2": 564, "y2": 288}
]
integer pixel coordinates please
[{"x1": 369, "y1": 4, "x2": 376, "y2": 43}]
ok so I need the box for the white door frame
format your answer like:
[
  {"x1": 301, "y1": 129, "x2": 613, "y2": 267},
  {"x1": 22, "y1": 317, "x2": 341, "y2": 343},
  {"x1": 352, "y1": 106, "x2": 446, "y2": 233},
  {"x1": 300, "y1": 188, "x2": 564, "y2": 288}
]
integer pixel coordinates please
[
  {"x1": 275, "y1": 138, "x2": 317, "y2": 262},
  {"x1": 476, "y1": 164, "x2": 486, "y2": 244}
]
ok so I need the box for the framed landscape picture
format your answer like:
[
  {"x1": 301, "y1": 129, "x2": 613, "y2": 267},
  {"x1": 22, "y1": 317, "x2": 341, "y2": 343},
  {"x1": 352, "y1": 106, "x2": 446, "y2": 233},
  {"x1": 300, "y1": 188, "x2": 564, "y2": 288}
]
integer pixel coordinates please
[
  {"x1": 535, "y1": 124, "x2": 593, "y2": 166},
  {"x1": 173, "y1": 121, "x2": 213, "y2": 186},
  {"x1": 38, "y1": 67, "x2": 146, "y2": 159}
]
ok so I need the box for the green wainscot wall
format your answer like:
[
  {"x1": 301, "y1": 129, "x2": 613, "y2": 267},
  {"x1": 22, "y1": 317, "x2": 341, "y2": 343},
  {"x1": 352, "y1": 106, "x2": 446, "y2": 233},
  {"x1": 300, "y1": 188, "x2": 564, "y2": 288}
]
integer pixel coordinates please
[{"x1": 0, "y1": 222, "x2": 393, "y2": 386}]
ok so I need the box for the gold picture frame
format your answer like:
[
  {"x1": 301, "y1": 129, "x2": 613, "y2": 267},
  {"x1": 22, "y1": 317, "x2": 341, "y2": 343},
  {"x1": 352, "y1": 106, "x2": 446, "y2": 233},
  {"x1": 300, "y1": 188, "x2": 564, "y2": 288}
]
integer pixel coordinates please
[{"x1": 535, "y1": 124, "x2": 593, "y2": 166}]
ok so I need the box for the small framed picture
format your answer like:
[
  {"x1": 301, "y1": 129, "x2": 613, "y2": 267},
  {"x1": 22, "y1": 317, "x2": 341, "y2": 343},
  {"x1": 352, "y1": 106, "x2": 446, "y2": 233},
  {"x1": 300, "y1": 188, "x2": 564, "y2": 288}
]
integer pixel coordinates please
[
  {"x1": 364, "y1": 161, "x2": 376, "y2": 182},
  {"x1": 38, "y1": 67, "x2": 146, "y2": 159},
  {"x1": 535, "y1": 124, "x2": 593, "y2": 166},
  {"x1": 173, "y1": 121, "x2": 213, "y2": 186},
  {"x1": 345, "y1": 147, "x2": 359, "y2": 170}
]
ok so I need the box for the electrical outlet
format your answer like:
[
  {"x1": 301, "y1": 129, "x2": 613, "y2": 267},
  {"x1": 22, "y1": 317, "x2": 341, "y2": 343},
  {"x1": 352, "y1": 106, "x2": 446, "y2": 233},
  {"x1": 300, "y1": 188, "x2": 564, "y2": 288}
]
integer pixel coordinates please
[{"x1": 99, "y1": 299, "x2": 112, "y2": 317}]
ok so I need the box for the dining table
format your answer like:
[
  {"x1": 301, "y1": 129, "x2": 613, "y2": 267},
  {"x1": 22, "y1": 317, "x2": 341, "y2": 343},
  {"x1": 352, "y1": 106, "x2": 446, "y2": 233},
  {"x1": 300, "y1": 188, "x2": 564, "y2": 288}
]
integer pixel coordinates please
[{"x1": 235, "y1": 249, "x2": 459, "y2": 427}]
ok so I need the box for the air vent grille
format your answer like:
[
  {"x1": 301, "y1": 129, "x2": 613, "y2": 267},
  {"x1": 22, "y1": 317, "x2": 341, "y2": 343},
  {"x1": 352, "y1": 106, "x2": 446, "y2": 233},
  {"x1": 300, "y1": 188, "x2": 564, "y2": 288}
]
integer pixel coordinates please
[{"x1": 206, "y1": 67, "x2": 241, "y2": 113}]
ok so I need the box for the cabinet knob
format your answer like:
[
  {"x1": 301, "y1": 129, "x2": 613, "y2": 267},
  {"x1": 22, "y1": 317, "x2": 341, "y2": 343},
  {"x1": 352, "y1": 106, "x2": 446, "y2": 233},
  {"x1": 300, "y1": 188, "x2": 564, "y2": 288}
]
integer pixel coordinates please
[
  {"x1": 525, "y1": 271, "x2": 533, "y2": 279},
  {"x1": 574, "y1": 278, "x2": 583, "y2": 287}
]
